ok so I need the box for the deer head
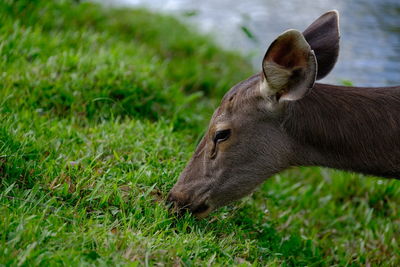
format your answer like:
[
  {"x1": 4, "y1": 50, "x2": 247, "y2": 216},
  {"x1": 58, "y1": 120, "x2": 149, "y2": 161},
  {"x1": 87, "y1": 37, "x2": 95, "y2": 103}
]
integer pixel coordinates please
[{"x1": 167, "y1": 11, "x2": 340, "y2": 217}]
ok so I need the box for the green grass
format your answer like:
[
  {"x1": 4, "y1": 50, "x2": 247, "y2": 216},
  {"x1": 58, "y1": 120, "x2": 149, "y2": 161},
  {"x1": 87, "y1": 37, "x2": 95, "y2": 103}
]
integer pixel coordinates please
[{"x1": 0, "y1": 0, "x2": 399, "y2": 265}]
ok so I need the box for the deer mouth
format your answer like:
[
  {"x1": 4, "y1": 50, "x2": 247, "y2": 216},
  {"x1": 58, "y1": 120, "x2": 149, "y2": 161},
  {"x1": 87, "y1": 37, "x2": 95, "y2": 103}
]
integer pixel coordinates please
[
  {"x1": 189, "y1": 201, "x2": 212, "y2": 217},
  {"x1": 191, "y1": 203, "x2": 213, "y2": 218},
  {"x1": 166, "y1": 192, "x2": 213, "y2": 218}
]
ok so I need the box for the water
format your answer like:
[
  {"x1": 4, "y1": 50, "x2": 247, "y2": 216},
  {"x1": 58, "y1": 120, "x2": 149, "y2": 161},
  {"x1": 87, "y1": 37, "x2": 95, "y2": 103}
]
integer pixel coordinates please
[{"x1": 97, "y1": 0, "x2": 399, "y2": 86}]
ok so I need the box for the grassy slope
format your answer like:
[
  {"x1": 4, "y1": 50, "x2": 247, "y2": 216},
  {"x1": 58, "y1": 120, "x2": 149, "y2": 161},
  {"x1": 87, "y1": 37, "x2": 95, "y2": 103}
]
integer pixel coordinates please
[{"x1": 0, "y1": 0, "x2": 399, "y2": 265}]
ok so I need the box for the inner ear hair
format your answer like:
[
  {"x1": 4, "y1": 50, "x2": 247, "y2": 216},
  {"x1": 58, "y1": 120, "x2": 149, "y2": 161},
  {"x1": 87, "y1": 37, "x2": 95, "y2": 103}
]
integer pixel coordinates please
[
  {"x1": 262, "y1": 62, "x2": 293, "y2": 94},
  {"x1": 261, "y1": 29, "x2": 317, "y2": 103}
]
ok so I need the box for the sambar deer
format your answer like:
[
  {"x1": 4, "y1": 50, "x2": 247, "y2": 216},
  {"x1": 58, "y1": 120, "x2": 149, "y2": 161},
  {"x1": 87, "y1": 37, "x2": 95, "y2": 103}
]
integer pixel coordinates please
[{"x1": 167, "y1": 10, "x2": 400, "y2": 218}]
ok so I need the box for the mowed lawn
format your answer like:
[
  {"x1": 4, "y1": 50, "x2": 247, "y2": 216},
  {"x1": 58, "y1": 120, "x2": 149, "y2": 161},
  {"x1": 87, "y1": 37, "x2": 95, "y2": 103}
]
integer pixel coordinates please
[{"x1": 0, "y1": 0, "x2": 399, "y2": 265}]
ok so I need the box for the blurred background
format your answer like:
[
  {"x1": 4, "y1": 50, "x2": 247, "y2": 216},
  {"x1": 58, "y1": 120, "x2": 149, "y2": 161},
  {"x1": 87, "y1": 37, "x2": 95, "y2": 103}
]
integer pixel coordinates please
[{"x1": 98, "y1": 0, "x2": 400, "y2": 86}]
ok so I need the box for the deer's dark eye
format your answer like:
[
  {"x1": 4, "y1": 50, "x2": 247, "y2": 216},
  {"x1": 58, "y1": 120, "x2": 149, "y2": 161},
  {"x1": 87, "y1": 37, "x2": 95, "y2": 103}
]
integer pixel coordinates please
[{"x1": 213, "y1": 129, "x2": 231, "y2": 143}]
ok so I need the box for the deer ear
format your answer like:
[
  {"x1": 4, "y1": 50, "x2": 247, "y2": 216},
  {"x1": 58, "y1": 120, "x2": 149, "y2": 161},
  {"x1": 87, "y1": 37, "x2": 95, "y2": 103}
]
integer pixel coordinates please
[
  {"x1": 261, "y1": 29, "x2": 317, "y2": 102},
  {"x1": 303, "y1": 10, "x2": 340, "y2": 80}
]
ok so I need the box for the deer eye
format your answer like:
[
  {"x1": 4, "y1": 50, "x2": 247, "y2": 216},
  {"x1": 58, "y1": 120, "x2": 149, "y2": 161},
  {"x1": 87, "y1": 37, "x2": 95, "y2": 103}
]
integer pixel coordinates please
[{"x1": 213, "y1": 129, "x2": 231, "y2": 143}]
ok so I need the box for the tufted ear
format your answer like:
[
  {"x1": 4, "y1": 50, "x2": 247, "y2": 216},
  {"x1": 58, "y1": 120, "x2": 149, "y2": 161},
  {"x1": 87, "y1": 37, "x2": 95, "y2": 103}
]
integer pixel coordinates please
[
  {"x1": 303, "y1": 10, "x2": 340, "y2": 80},
  {"x1": 261, "y1": 29, "x2": 317, "y2": 102}
]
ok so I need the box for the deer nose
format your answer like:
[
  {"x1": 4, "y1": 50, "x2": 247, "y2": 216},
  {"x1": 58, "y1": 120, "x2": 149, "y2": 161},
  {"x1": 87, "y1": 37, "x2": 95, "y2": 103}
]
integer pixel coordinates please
[
  {"x1": 166, "y1": 191, "x2": 191, "y2": 216},
  {"x1": 166, "y1": 190, "x2": 210, "y2": 217}
]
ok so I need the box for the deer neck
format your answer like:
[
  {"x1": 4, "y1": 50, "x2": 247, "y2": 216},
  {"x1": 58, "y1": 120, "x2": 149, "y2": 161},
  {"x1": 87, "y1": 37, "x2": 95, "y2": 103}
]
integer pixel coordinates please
[{"x1": 284, "y1": 83, "x2": 400, "y2": 179}]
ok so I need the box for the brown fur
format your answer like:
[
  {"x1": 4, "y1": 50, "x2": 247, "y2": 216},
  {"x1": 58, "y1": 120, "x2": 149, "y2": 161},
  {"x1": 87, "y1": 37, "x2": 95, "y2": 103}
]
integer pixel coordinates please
[
  {"x1": 286, "y1": 83, "x2": 400, "y2": 178},
  {"x1": 167, "y1": 10, "x2": 400, "y2": 217}
]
